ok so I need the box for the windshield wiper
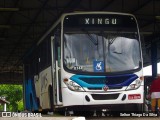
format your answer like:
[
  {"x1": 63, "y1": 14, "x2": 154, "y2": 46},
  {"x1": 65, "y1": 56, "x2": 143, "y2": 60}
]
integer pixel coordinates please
[{"x1": 81, "y1": 29, "x2": 98, "y2": 46}]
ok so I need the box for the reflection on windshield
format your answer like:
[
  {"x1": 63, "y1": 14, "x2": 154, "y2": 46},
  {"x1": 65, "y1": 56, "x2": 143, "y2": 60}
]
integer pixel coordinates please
[{"x1": 64, "y1": 32, "x2": 141, "y2": 73}]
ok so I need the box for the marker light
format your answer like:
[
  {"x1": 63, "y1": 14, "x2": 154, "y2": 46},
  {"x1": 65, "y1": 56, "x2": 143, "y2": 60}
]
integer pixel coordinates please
[
  {"x1": 63, "y1": 78, "x2": 85, "y2": 92},
  {"x1": 140, "y1": 76, "x2": 144, "y2": 80},
  {"x1": 126, "y1": 78, "x2": 142, "y2": 90}
]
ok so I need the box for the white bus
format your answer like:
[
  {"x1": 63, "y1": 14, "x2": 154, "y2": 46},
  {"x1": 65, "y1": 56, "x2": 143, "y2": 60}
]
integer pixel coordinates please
[{"x1": 23, "y1": 12, "x2": 144, "y2": 116}]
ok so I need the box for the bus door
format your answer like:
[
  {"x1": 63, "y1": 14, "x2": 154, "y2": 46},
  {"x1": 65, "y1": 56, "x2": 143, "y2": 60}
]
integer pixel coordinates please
[{"x1": 51, "y1": 36, "x2": 62, "y2": 106}]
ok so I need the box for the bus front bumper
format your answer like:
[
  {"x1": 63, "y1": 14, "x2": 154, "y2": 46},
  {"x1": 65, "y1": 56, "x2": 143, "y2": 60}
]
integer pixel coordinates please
[{"x1": 62, "y1": 86, "x2": 144, "y2": 107}]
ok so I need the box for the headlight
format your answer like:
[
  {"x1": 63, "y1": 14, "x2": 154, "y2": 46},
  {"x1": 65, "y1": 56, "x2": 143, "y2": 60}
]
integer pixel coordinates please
[
  {"x1": 63, "y1": 78, "x2": 85, "y2": 92},
  {"x1": 126, "y1": 79, "x2": 142, "y2": 90}
]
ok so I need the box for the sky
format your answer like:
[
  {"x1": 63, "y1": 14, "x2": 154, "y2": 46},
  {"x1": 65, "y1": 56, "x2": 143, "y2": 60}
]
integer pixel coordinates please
[{"x1": 143, "y1": 63, "x2": 160, "y2": 76}]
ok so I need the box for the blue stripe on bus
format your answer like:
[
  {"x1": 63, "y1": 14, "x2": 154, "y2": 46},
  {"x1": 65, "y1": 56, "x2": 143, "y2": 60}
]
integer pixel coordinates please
[
  {"x1": 70, "y1": 74, "x2": 138, "y2": 88},
  {"x1": 25, "y1": 78, "x2": 38, "y2": 111}
]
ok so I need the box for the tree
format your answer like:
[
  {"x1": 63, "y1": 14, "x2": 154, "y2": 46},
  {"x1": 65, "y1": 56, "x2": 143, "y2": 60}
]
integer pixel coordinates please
[{"x1": 0, "y1": 84, "x2": 23, "y2": 112}]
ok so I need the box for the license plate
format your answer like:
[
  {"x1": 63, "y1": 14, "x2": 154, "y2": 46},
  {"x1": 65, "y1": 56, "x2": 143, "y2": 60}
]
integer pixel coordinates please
[{"x1": 128, "y1": 94, "x2": 141, "y2": 100}]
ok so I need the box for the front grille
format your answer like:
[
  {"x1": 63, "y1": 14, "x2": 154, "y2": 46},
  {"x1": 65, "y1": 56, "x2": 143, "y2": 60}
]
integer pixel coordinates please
[
  {"x1": 87, "y1": 86, "x2": 123, "y2": 90},
  {"x1": 91, "y1": 93, "x2": 119, "y2": 100}
]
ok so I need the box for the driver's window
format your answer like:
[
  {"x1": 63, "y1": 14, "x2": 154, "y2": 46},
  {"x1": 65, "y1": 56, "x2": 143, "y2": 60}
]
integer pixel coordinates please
[
  {"x1": 57, "y1": 47, "x2": 61, "y2": 67},
  {"x1": 54, "y1": 27, "x2": 61, "y2": 67}
]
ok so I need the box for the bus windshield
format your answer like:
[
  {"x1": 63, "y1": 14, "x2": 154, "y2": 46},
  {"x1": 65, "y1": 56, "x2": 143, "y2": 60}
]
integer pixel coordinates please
[{"x1": 63, "y1": 14, "x2": 141, "y2": 73}]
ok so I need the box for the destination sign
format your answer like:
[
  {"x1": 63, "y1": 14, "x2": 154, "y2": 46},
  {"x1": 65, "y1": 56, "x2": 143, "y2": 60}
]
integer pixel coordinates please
[
  {"x1": 82, "y1": 18, "x2": 117, "y2": 25},
  {"x1": 63, "y1": 14, "x2": 137, "y2": 28}
]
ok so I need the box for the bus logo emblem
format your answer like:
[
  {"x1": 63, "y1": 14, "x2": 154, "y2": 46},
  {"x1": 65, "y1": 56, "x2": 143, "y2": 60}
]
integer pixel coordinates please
[{"x1": 103, "y1": 85, "x2": 109, "y2": 91}]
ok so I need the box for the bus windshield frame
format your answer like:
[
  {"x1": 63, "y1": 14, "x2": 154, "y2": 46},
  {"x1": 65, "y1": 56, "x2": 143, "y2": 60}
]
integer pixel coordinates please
[{"x1": 63, "y1": 13, "x2": 142, "y2": 74}]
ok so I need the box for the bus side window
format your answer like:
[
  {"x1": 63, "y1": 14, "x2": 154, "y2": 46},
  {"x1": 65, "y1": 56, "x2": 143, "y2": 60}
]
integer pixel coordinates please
[{"x1": 55, "y1": 29, "x2": 61, "y2": 67}]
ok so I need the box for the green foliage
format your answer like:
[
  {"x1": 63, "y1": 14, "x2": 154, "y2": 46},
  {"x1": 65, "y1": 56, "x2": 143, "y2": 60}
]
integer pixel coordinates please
[
  {"x1": 17, "y1": 99, "x2": 24, "y2": 111},
  {"x1": 0, "y1": 84, "x2": 24, "y2": 112}
]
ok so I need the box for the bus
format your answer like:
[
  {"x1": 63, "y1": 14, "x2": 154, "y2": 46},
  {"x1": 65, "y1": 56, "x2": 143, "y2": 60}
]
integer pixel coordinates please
[{"x1": 23, "y1": 12, "x2": 144, "y2": 115}]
